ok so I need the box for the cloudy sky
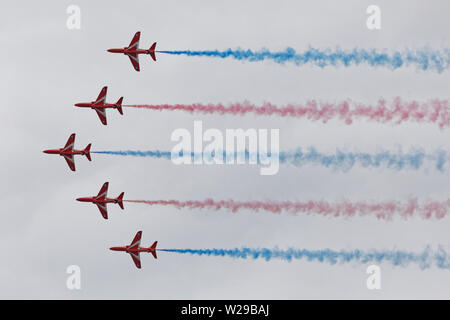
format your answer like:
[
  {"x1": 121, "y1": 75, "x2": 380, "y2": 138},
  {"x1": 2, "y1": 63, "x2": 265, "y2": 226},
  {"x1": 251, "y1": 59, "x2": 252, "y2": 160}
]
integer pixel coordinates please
[{"x1": 1, "y1": 0, "x2": 450, "y2": 299}]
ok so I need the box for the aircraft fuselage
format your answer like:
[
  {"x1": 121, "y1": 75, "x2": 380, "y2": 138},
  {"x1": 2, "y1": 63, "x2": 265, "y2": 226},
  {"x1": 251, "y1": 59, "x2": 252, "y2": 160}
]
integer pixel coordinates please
[
  {"x1": 74, "y1": 102, "x2": 118, "y2": 109},
  {"x1": 76, "y1": 197, "x2": 120, "y2": 204},
  {"x1": 109, "y1": 246, "x2": 155, "y2": 253},
  {"x1": 43, "y1": 148, "x2": 87, "y2": 156},
  {"x1": 107, "y1": 48, "x2": 154, "y2": 55}
]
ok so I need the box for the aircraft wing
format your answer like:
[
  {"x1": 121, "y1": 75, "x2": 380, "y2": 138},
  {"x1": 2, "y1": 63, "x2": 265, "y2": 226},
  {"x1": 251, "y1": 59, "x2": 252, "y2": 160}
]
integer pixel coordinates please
[
  {"x1": 95, "y1": 108, "x2": 107, "y2": 125},
  {"x1": 96, "y1": 182, "x2": 109, "y2": 199},
  {"x1": 62, "y1": 133, "x2": 75, "y2": 152},
  {"x1": 127, "y1": 53, "x2": 140, "y2": 71},
  {"x1": 128, "y1": 231, "x2": 142, "y2": 250},
  {"x1": 128, "y1": 251, "x2": 141, "y2": 269},
  {"x1": 63, "y1": 154, "x2": 76, "y2": 171},
  {"x1": 96, "y1": 203, "x2": 108, "y2": 219},
  {"x1": 127, "y1": 32, "x2": 140, "y2": 50},
  {"x1": 94, "y1": 86, "x2": 107, "y2": 105}
]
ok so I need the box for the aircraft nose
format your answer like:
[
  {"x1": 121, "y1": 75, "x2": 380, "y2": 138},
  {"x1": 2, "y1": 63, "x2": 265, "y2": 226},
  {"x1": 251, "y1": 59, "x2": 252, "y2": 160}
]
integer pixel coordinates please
[
  {"x1": 76, "y1": 198, "x2": 83, "y2": 202},
  {"x1": 43, "y1": 150, "x2": 50, "y2": 154},
  {"x1": 74, "y1": 103, "x2": 81, "y2": 107}
]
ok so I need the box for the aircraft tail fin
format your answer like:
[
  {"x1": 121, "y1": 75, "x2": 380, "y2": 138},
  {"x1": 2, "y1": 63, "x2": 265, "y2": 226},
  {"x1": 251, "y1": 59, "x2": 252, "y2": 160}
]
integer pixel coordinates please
[
  {"x1": 149, "y1": 42, "x2": 157, "y2": 61},
  {"x1": 116, "y1": 97, "x2": 123, "y2": 115},
  {"x1": 84, "y1": 144, "x2": 92, "y2": 161},
  {"x1": 149, "y1": 241, "x2": 158, "y2": 259},
  {"x1": 117, "y1": 192, "x2": 124, "y2": 209}
]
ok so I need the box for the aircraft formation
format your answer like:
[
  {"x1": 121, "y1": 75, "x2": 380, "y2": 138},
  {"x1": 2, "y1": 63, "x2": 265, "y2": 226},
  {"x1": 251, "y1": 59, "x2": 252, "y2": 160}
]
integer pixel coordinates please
[
  {"x1": 74, "y1": 32, "x2": 158, "y2": 126},
  {"x1": 41, "y1": 31, "x2": 450, "y2": 273},
  {"x1": 44, "y1": 32, "x2": 158, "y2": 269}
]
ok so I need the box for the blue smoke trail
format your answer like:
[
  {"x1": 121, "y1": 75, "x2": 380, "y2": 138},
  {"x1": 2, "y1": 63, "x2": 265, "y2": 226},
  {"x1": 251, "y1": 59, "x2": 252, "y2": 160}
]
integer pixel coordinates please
[
  {"x1": 92, "y1": 148, "x2": 448, "y2": 171},
  {"x1": 158, "y1": 47, "x2": 450, "y2": 72},
  {"x1": 280, "y1": 148, "x2": 447, "y2": 172},
  {"x1": 159, "y1": 246, "x2": 450, "y2": 269},
  {"x1": 92, "y1": 150, "x2": 171, "y2": 159}
]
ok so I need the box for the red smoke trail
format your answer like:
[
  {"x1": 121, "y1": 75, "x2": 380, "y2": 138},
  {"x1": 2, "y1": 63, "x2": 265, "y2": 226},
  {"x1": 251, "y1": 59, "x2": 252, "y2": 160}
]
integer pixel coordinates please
[
  {"x1": 125, "y1": 98, "x2": 450, "y2": 128},
  {"x1": 124, "y1": 198, "x2": 450, "y2": 220}
]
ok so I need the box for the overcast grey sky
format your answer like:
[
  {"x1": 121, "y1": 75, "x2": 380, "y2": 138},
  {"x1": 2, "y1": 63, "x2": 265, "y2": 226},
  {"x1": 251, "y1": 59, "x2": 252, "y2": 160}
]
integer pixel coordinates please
[{"x1": 1, "y1": 0, "x2": 450, "y2": 299}]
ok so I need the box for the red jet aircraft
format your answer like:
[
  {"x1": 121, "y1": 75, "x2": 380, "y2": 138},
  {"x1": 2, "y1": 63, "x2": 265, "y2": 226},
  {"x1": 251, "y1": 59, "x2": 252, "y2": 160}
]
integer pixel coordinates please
[
  {"x1": 76, "y1": 182, "x2": 124, "y2": 219},
  {"x1": 74, "y1": 86, "x2": 123, "y2": 125},
  {"x1": 107, "y1": 31, "x2": 157, "y2": 71},
  {"x1": 43, "y1": 133, "x2": 91, "y2": 171},
  {"x1": 110, "y1": 231, "x2": 158, "y2": 269}
]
